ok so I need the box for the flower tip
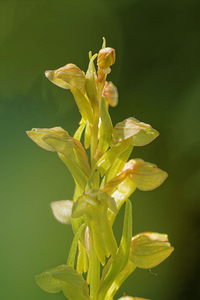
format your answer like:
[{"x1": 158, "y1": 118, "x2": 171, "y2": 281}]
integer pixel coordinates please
[{"x1": 45, "y1": 70, "x2": 53, "y2": 80}]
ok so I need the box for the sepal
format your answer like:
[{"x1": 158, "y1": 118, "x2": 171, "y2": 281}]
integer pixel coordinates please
[
  {"x1": 124, "y1": 159, "x2": 168, "y2": 191},
  {"x1": 45, "y1": 65, "x2": 93, "y2": 124},
  {"x1": 45, "y1": 63, "x2": 86, "y2": 93},
  {"x1": 26, "y1": 127, "x2": 67, "y2": 152},
  {"x1": 113, "y1": 117, "x2": 159, "y2": 146},
  {"x1": 51, "y1": 200, "x2": 73, "y2": 224},
  {"x1": 130, "y1": 232, "x2": 174, "y2": 269}
]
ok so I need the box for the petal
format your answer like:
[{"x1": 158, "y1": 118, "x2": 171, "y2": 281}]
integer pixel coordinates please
[
  {"x1": 113, "y1": 118, "x2": 159, "y2": 146},
  {"x1": 50, "y1": 200, "x2": 73, "y2": 224}
]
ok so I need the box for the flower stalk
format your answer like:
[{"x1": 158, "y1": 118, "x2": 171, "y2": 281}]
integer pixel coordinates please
[{"x1": 27, "y1": 38, "x2": 173, "y2": 300}]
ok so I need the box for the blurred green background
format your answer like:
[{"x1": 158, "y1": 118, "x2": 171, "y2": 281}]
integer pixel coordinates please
[{"x1": 1, "y1": 0, "x2": 200, "y2": 299}]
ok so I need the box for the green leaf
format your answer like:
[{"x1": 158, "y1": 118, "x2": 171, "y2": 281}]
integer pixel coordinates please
[
  {"x1": 52, "y1": 265, "x2": 90, "y2": 300},
  {"x1": 50, "y1": 200, "x2": 73, "y2": 224},
  {"x1": 36, "y1": 264, "x2": 90, "y2": 300},
  {"x1": 130, "y1": 232, "x2": 174, "y2": 269},
  {"x1": 35, "y1": 268, "x2": 62, "y2": 293},
  {"x1": 128, "y1": 159, "x2": 168, "y2": 191},
  {"x1": 113, "y1": 118, "x2": 159, "y2": 146}
]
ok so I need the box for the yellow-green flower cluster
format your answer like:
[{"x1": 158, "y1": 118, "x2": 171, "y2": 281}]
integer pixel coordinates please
[{"x1": 27, "y1": 38, "x2": 173, "y2": 300}]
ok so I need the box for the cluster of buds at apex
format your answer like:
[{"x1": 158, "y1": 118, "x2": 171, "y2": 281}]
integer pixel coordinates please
[
  {"x1": 102, "y1": 81, "x2": 118, "y2": 107},
  {"x1": 97, "y1": 47, "x2": 115, "y2": 81}
]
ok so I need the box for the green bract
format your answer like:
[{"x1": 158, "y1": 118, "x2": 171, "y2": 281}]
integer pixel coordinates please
[{"x1": 27, "y1": 38, "x2": 173, "y2": 300}]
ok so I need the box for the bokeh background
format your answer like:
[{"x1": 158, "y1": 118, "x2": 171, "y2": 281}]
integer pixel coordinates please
[{"x1": 1, "y1": 0, "x2": 200, "y2": 299}]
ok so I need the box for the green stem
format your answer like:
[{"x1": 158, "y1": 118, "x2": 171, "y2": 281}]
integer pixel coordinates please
[
  {"x1": 90, "y1": 102, "x2": 99, "y2": 168},
  {"x1": 105, "y1": 262, "x2": 136, "y2": 300},
  {"x1": 98, "y1": 261, "x2": 136, "y2": 300},
  {"x1": 89, "y1": 229, "x2": 100, "y2": 300}
]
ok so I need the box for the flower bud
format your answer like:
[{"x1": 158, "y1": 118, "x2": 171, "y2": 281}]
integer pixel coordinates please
[
  {"x1": 130, "y1": 232, "x2": 174, "y2": 269},
  {"x1": 102, "y1": 81, "x2": 118, "y2": 107},
  {"x1": 97, "y1": 47, "x2": 115, "y2": 70}
]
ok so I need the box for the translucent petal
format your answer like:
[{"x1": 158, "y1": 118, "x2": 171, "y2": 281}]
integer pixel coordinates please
[
  {"x1": 26, "y1": 127, "x2": 66, "y2": 151},
  {"x1": 129, "y1": 159, "x2": 168, "y2": 191},
  {"x1": 130, "y1": 232, "x2": 174, "y2": 269},
  {"x1": 113, "y1": 118, "x2": 159, "y2": 146},
  {"x1": 51, "y1": 200, "x2": 73, "y2": 224}
]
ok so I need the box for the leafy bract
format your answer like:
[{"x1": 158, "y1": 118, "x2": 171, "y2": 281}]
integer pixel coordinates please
[
  {"x1": 95, "y1": 96, "x2": 113, "y2": 159},
  {"x1": 113, "y1": 118, "x2": 159, "y2": 146},
  {"x1": 85, "y1": 52, "x2": 98, "y2": 104},
  {"x1": 35, "y1": 265, "x2": 90, "y2": 300}
]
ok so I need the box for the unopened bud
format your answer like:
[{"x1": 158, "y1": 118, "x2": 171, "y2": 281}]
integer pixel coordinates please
[
  {"x1": 102, "y1": 81, "x2": 118, "y2": 107},
  {"x1": 97, "y1": 47, "x2": 115, "y2": 70}
]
